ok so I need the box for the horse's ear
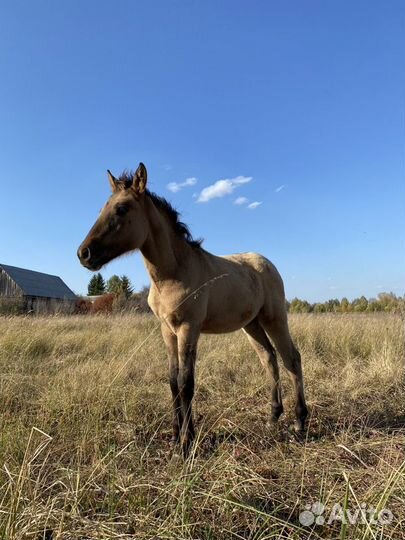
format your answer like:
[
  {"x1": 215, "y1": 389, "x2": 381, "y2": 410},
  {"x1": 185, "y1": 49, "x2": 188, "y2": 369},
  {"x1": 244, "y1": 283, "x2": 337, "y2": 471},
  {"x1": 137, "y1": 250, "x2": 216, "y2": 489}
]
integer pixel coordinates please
[
  {"x1": 133, "y1": 163, "x2": 147, "y2": 194},
  {"x1": 107, "y1": 170, "x2": 119, "y2": 192}
]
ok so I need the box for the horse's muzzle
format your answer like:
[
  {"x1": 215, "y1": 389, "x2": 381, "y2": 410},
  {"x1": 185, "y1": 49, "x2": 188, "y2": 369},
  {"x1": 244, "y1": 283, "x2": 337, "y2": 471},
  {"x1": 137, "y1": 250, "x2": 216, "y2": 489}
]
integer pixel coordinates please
[
  {"x1": 78, "y1": 246, "x2": 91, "y2": 262},
  {"x1": 77, "y1": 244, "x2": 102, "y2": 271}
]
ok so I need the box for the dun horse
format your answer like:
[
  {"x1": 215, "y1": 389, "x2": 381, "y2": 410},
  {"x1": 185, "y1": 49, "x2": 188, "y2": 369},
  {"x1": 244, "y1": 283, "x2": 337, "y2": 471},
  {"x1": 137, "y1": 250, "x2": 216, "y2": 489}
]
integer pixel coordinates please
[{"x1": 78, "y1": 163, "x2": 308, "y2": 455}]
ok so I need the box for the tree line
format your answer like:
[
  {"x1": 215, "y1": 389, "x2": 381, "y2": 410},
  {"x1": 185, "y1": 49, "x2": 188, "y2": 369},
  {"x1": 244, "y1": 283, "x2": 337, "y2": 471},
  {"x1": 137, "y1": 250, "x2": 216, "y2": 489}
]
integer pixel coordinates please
[{"x1": 287, "y1": 292, "x2": 404, "y2": 314}]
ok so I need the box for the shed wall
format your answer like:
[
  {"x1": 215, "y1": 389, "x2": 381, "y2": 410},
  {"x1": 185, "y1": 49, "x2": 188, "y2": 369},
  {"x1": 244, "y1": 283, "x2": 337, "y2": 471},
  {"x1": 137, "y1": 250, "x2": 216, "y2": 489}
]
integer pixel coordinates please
[{"x1": 0, "y1": 268, "x2": 23, "y2": 297}]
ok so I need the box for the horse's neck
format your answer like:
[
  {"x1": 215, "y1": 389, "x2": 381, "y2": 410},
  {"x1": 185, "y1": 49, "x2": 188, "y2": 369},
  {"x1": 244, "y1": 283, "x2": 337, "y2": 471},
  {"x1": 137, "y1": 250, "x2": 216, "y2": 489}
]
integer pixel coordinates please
[{"x1": 140, "y1": 197, "x2": 192, "y2": 286}]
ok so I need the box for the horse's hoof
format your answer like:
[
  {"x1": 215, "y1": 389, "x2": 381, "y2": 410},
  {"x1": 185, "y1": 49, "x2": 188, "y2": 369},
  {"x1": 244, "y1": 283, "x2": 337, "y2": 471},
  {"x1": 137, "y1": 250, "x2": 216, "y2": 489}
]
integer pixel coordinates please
[
  {"x1": 294, "y1": 419, "x2": 306, "y2": 433},
  {"x1": 270, "y1": 405, "x2": 283, "y2": 423},
  {"x1": 292, "y1": 422, "x2": 307, "y2": 442},
  {"x1": 181, "y1": 445, "x2": 191, "y2": 459},
  {"x1": 180, "y1": 437, "x2": 194, "y2": 459},
  {"x1": 169, "y1": 436, "x2": 179, "y2": 447}
]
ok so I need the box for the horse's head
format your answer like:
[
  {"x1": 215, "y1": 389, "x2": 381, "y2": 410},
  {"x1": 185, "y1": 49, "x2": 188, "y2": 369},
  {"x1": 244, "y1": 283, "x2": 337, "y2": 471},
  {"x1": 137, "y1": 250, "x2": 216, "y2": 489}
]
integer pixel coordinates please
[{"x1": 77, "y1": 163, "x2": 149, "y2": 271}]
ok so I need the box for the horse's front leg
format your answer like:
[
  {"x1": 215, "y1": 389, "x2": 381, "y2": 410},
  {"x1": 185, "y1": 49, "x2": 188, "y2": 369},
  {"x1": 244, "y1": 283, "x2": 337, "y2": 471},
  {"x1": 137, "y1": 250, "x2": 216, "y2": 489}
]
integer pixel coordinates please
[
  {"x1": 161, "y1": 323, "x2": 182, "y2": 445},
  {"x1": 177, "y1": 323, "x2": 199, "y2": 457}
]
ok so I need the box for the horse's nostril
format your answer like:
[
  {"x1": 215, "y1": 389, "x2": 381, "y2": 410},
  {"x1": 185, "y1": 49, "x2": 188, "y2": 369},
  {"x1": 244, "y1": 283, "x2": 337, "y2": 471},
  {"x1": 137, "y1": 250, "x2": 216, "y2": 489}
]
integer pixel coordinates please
[
  {"x1": 83, "y1": 247, "x2": 91, "y2": 261},
  {"x1": 79, "y1": 247, "x2": 91, "y2": 262}
]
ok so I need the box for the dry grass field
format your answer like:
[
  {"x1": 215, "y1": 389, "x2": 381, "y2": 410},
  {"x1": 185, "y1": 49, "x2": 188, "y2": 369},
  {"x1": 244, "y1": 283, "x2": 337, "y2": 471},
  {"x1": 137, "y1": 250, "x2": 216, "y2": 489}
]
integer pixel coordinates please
[{"x1": 0, "y1": 313, "x2": 404, "y2": 539}]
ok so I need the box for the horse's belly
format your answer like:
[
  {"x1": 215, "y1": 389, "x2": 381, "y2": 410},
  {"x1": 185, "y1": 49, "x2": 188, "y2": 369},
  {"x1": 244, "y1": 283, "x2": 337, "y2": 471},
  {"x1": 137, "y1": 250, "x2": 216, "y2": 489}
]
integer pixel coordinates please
[
  {"x1": 200, "y1": 306, "x2": 258, "y2": 334},
  {"x1": 200, "y1": 275, "x2": 263, "y2": 333}
]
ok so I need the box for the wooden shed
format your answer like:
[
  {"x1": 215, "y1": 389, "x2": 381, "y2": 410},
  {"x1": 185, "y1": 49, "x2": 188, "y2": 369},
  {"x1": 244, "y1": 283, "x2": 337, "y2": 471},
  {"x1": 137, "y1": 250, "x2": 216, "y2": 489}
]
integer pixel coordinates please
[{"x1": 0, "y1": 263, "x2": 77, "y2": 314}]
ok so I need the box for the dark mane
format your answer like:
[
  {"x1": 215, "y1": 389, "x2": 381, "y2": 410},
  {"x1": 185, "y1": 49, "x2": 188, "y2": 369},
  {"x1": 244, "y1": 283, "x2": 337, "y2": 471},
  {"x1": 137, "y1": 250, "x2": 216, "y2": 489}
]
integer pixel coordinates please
[
  {"x1": 118, "y1": 171, "x2": 203, "y2": 248},
  {"x1": 147, "y1": 191, "x2": 203, "y2": 248}
]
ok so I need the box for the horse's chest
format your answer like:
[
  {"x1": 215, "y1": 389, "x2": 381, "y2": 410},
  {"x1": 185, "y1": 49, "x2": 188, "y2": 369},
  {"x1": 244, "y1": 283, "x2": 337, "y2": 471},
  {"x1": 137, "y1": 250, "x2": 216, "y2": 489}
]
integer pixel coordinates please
[
  {"x1": 147, "y1": 288, "x2": 162, "y2": 319},
  {"x1": 148, "y1": 286, "x2": 196, "y2": 322}
]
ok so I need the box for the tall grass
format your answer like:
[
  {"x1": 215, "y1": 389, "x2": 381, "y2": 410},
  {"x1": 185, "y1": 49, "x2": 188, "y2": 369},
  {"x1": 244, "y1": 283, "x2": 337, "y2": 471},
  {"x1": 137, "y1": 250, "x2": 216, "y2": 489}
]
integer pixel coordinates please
[{"x1": 0, "y1": 313, "x2": 403, "y2": 539}]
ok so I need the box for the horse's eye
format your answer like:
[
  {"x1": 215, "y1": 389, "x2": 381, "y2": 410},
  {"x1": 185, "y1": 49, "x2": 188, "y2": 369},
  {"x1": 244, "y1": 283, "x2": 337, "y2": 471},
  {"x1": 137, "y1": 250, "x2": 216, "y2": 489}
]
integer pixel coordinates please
[{"x1": 116, "y1": 205, "x2": 128, "y2": 217}]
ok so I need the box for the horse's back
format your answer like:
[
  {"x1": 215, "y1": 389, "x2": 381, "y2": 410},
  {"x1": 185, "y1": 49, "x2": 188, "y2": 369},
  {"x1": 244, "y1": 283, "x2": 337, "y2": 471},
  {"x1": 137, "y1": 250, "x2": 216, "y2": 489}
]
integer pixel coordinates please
[
  {"x1": 222, "y1": 252, "x2": 283, "y2": 290},
  {"x1": 223, "y1": 251, "x2": 279, "y2": 275}
]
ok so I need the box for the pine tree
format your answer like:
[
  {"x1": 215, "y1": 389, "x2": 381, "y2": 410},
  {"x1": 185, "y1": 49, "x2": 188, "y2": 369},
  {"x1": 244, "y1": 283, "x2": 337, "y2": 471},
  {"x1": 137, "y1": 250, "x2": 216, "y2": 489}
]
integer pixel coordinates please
[
  {"x1": 107, "y1": 275, "x2": 122, "y2": 295},
  {"x1": 120, "y1": 275, "x2": 133, "y2": 299},
  {"x1": 87, "y1": 273, "x2": 106, "y2": 296}
]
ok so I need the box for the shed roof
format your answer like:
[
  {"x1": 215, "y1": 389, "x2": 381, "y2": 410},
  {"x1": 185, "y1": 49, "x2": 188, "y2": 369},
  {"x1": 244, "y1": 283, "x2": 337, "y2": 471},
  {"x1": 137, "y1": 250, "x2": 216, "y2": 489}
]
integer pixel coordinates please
[{"x1": 0, "y1": 264, "x2": 77, "y2": 300}]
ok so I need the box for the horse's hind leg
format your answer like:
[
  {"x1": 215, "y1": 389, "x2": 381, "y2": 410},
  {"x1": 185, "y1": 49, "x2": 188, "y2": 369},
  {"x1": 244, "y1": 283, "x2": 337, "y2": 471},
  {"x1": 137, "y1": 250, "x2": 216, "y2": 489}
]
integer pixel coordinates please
[
  {"x1": 243, "y1": 318, "x2": 283, "y2": 422},
  {"x1": 260, "y1": 315, "x2": 308, "y2": 432}
]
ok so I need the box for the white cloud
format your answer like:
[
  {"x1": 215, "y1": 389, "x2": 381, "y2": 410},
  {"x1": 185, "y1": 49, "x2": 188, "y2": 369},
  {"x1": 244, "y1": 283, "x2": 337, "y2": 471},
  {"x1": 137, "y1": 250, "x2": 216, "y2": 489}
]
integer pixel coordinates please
[
  {"x1": 167, "y1": 177, "x2": 198, "y2": 193},
  {"x1": 274, "y1": 184, "x2": 285, "y2": 193},
  {"x1": 234, "y1": 196, "x2": 248, "y2": 205},
  {"x1": 197, "y1": 176, "x2": 252, "y2": 203},
  {"x1": 247, "y1": 201, "x2": 262, "y2": 209}
]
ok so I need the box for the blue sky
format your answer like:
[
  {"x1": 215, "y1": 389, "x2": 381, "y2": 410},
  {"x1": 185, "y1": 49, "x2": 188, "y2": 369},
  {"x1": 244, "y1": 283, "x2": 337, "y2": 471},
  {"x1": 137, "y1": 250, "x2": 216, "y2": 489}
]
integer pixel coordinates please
[{"x1": 0, "y1": 1, "x2": 404, "y2": 302}]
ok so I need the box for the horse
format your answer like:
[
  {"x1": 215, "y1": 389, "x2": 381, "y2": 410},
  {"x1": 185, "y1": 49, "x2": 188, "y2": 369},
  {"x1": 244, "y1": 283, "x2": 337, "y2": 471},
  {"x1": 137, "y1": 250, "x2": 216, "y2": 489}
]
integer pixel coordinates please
[{"x1": 77, "y1": 163, "x2": 308, "y2": 455}]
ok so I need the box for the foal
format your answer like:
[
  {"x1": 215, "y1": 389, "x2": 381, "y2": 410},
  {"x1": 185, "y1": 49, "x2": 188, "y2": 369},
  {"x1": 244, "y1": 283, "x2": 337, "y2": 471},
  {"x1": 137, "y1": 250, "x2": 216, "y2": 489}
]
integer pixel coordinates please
[{"x1": 78, "y1": 163, "x2": 308, "y2": 455}]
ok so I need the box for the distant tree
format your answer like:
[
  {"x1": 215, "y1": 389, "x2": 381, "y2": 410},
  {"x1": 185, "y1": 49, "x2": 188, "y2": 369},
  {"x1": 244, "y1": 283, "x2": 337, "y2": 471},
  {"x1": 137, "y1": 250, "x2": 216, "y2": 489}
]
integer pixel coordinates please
[
  {"x1": 313, "y1": 303, "x2": 326, "y2": 313},
  {"x1": 377, "y1": 292, "x2": 397, "y2": 312},
  {"x1": 106, "y1": 275, "x2": 134, "y2": 298},
  {"x1": 288, "y1": 298, "x2": 301, "y2": 313},
  {"x1": 107, "y1": 275, "x2": 122, "y2": 295},
  {"x1": 326, "y1": 298, "x2": 340, "y2": 312},
  {"x1": 301, "y1": 300, "x2": 313, "y2": 313},
  {"x1": 88, "y1": 273, "x2": 106, "y2": 296},
  {"x1": 340, "y1": 297, "x2": 350, "y2": 313},
  {"x1": 353, "y1": 295, "x2": 368, "y2": 312},
  {"x1": 289, "y1": 298, "x2": 312, "y2": 314},
  {"x1": 120, "y1": 275, "x2": 133, "y2": 299},
  {"x1": 367, "y1": 298, "x2": 383, "y2": 312}
]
